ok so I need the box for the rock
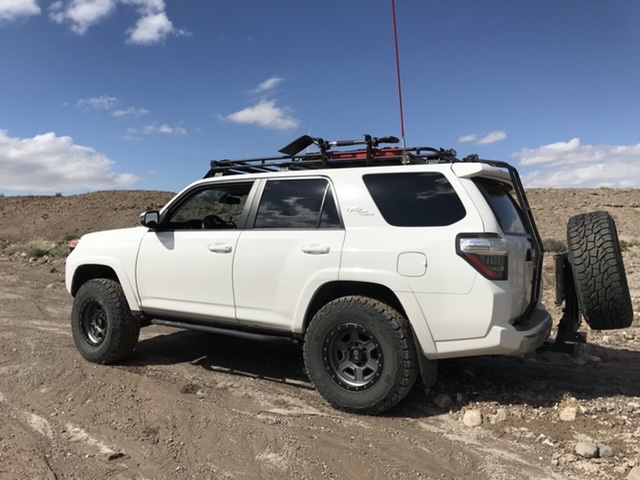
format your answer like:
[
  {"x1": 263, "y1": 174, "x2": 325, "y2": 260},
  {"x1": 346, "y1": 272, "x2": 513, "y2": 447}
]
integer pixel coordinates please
[
  {"x1": 628, "y1": 466, "x2": 640, "y2": 480},
  {"x1": 570, "y1": 346, "x2": 602, "y2": 368},
  {"x1": 560, "y1": 406, "x2": 577, "y2": 422},
  {"x1": 489, "y1": 408, "x2": 507, "y2": 424},
  {"x1": 433, "y1": 393, "x2": 453, "y2": 409},
  {"x1": 463, "y1": 409, "x2": 483, "y2": 427},
  {"x1": 575, "y1": 442, "x2": 599, "y2": 459},
  {"x1": 599, "y1": 444, "x2": 614, "y2": 458}
]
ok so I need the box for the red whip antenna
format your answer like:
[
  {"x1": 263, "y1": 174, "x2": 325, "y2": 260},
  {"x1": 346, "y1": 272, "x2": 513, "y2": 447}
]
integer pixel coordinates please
[{"x1": 391, "y1": 0, "x2": 407, "y2": 151}]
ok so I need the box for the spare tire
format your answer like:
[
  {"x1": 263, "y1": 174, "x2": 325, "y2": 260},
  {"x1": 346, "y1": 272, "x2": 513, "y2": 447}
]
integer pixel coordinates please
[{"x1": 567, "y1": 211, "x2": 633, "y2": 330}]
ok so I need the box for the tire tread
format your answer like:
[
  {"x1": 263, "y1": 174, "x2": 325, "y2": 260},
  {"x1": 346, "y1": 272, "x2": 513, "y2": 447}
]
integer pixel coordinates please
[{"x1": 567, "y1": 211, "x2": 633, "y2": 330}]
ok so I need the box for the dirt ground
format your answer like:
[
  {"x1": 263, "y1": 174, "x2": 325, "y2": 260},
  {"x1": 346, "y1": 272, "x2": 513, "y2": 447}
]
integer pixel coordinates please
[{"x1": 1, "y1": 188, "x2": 639, "y2": 480}]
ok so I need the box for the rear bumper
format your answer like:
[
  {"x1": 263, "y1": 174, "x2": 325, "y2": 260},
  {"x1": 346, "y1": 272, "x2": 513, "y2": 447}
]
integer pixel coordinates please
[{"x1": 433, "y1": 303, "x2": 553, "y2": 359}]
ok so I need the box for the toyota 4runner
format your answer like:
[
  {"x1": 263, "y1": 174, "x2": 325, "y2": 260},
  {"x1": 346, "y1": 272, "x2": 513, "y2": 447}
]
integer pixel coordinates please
[{"x1": 65, "y1": 134, "x2": 632, "y2": 414}]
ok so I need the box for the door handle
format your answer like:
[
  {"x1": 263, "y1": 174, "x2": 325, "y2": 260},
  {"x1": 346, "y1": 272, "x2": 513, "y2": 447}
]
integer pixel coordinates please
[
  {"x1": 208, "y1": 244, "x2": 232, "y2": 254},
  {"x1": 302, "y1": 244, "x2": 330, "y2": 255}
]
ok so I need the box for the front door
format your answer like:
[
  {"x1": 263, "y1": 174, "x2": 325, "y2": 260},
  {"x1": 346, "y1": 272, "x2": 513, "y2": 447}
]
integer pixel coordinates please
[{"x1": 136, "y1": 181, "x2": 254, "y2": 323}]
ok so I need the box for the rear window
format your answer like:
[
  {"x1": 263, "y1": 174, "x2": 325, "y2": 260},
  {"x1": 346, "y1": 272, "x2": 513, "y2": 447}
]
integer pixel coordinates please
[
  {"x1": 473, "y1": 179, "x2": 527, "y2": 235},
  {"x1": 363, "y1": 172, "x2": 466, "y2": 227}
]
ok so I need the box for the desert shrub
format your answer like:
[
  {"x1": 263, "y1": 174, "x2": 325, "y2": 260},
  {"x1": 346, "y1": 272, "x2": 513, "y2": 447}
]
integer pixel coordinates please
[
  {"x1": 619, "y1": 239, "x2": 639, "y2": 252},
  {"x1": 0, "y1": 239, "x2": 9, "y2": 251},
  {"x1": 542, "y1": 238, "x2": 567, "y2": 253},
  {"x1": 54, "y1": 192, "x2": 63, "y2": 197},
  {"x1": 26, "y1": 246, "x2": 49, "y2": 259},
  {"x1": 49, "y1": 244, "x2": 72, "y2": 258}
]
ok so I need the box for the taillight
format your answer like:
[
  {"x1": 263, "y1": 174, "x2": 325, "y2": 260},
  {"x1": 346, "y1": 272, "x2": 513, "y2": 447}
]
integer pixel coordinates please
[{"x1": 457, "y1": 234, "x2": 508, "y2": 280}]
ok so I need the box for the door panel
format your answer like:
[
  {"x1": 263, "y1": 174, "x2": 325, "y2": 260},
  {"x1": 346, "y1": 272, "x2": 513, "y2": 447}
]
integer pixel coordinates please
[
  {"x1": 233, "y1": 230, "x2": 344, "y2": 329},
  {"x1": 137, "y1": 230, "x2": 240, "y2": 322}
]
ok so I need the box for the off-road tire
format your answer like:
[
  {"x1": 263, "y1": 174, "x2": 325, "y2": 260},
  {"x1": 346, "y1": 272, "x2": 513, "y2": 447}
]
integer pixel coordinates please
[
  {"x1": 567, "y1": 211, "x2": 633, "y2": 330},
  {"x1": 71, "y1": 278, "x2": 140, "y2": 363},
  {"x1": 304, "y1": 296, "x2": 418, "y2": 415}
]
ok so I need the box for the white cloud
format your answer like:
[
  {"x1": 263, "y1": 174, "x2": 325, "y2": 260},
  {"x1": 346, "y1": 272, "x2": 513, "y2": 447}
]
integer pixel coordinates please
[
  {"x1": 142, "y1": 123, "x2": 187, "y2": 136},
  {"x1": 126, "y1": 11, "x2": 172, "y2": 44},
  {"x1": 112, "y1": 106, "x2": 149, "y2": 117},
  {"x1": 0, "y1": 0, "x2": 40, "y2": 21},
  {"x1": 49, "y1": 0, "x2": 116, "y2": 35},
  {"x1": 119, "y1": 0, "x2": 164, "y2": 13},
  {"x1": 0, "y1": 130, "x2": 138, "y2": 193},
  {"x1": 458, "y1": 134, "x2": 477, "y2": 143},
  {"x1": 459, "y1": 131, "x2": 507, "y2": 145},
  {"x1": 226, "y1": 99, "x2": 299, "y2": 131},
  {"x1": 76, "y1": 94, "x2": 119, "y2": 111},
  {"x1": 121, "y1": 0, "x2": 189, "y2": 45},
  {"x1": 514, "y1": 138, "x2": 640, "y2": 188},
  {"x1": 477, "y1": 131, "x2": 507, "y2": 145},
  {"x1": 252, "y1": 77, "x2": 283, "y2": 94},
  {"x1": 44, "y1": 0, "x2": 187, "y2": 44}
]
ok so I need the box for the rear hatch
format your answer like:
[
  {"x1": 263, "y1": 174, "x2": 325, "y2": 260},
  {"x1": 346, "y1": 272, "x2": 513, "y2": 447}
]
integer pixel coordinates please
[{"x1": 473, "y1": 177, "x2": 535, "y2": 318}]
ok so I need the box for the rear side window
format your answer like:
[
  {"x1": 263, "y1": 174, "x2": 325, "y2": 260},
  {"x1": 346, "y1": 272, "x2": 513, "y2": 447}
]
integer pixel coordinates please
[
  {"x1": 255, "y1": 178, "x2": 341, "y2": 229},
  {"x1": 363, "y1": 172, "x2": 466, "y2": 227},
  {"x1": 473, "y1": 179, "x2": 526, "y2": 235}
]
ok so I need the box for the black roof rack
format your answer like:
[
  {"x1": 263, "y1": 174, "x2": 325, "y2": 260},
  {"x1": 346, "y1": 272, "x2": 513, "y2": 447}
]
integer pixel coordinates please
[{"x1": 204, "y1": 134, "x2": 460, "y2": 178}]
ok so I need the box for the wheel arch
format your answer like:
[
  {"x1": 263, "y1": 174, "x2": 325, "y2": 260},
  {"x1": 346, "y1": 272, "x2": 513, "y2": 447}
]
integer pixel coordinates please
[
  {"x1": 303, "y1": 281, "x2": 406, "y2": 332},
  {"x1": 70, "y1": 263, "x2": 140, "y2": 312}
]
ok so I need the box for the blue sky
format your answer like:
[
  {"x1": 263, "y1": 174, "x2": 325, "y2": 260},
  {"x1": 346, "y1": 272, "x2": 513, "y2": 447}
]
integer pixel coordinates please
[{"x1": 1, "y1": 0, "x2": 639, "y2": 195}]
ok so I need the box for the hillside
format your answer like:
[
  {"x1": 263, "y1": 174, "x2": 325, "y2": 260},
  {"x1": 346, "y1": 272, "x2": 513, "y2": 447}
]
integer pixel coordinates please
[{"x1": 0, "y1": 188, "x2": 639, "y2": 244}]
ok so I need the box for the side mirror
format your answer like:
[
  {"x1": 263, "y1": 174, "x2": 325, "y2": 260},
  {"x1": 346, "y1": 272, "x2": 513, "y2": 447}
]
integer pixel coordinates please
[{"x1": 140, "y1": 210, "x2": 160, "y2": 229}]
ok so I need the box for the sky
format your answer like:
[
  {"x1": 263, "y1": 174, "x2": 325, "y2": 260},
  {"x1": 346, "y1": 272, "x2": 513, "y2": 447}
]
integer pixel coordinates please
[{"x1": 1, "y1": 0, "x2": 640, "y2": 195}]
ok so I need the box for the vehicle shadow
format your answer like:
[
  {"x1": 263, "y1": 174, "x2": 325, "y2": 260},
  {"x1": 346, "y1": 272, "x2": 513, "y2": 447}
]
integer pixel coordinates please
[
  {"x1": 125, "y1": 327, "x2": 313, "y2": 390},
  {"x1": 397, "y1": 342, "x2": 640, "y2": 418},
  {"x1": 125, "y1": 327, "x2": 640, "y2": 416}
]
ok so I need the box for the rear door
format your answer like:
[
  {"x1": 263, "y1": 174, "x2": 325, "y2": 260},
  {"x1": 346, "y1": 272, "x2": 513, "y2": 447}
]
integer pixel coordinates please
[{"x1": 233, "y1": 177, "x2": 345, "y2": 331}]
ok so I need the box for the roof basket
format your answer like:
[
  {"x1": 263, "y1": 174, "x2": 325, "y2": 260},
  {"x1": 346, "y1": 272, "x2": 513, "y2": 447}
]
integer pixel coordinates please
[{"x1": 204, "y1": 134, "x2": 459, "y2": 177}]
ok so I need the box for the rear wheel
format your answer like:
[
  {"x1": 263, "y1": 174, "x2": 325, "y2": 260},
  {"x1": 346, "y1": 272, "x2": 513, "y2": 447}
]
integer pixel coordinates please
[
  {"x1": 567, "y1": 211, "x2": 633, "y2": 330},
  {"x1": 304, "y1": 296, "x2": 418, "y2": 415},
  {"x1": 72, "y1": 278, "x2": 140, "y2": 363}
]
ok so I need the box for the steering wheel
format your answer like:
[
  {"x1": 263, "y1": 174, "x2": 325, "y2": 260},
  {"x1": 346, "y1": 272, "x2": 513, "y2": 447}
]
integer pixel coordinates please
[{"x1": 202, "y1": 214, "x2": 226, "y2": 229}]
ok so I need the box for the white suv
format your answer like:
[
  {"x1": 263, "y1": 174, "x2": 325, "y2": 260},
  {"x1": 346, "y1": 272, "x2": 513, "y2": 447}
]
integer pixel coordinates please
[{"x1": 66, "y1": 135, "x2": 554, "y2": 414}]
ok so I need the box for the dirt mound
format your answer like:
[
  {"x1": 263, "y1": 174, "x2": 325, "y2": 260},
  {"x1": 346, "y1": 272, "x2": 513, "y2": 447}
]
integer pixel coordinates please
[{"x1": 0, "y1": 190, "x2": 174, "y2": 243}]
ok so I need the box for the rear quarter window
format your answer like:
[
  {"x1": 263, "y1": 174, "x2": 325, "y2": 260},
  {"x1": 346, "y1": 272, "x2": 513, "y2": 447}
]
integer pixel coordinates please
[{"x1": 363, "y1": 172, "x2": 466, "y2": 227}]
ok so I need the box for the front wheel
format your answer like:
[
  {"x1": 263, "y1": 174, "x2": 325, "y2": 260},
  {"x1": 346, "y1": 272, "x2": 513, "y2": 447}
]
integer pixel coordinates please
[
  {"x1": 304, "y1": 296, "x2": 418, "y2": 415},
  {"x1": 71, "y1": 278, "x2": 140, "y2": 364}
]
